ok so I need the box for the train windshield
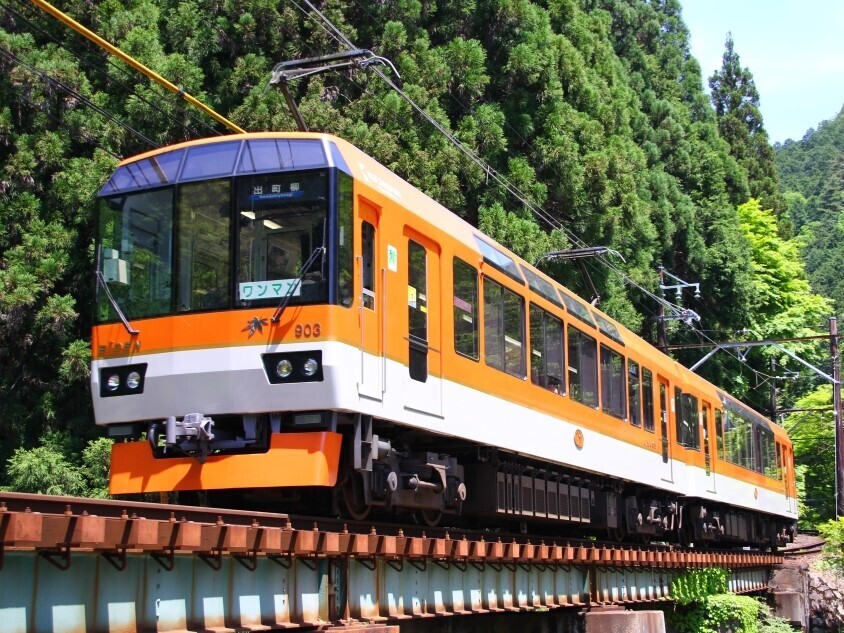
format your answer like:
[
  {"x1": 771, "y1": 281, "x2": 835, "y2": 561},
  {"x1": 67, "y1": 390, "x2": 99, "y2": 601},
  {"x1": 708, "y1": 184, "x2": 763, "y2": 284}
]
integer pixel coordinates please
[
  {"x1": 95, "y1": 140, "x2": 339, "y2": 323},
  {"x1": 237, "y1": 170, "x2": 328, "y2": 305}
]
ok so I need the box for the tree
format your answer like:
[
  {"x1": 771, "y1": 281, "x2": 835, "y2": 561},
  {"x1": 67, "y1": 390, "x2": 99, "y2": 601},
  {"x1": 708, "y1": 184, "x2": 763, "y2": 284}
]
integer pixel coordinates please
[
  {"x1": 709, "y1": 34, "x2": 786, "y2": 229},
  {"x1": 785, "y1": 385, "x2": 836, "y2": 527}
]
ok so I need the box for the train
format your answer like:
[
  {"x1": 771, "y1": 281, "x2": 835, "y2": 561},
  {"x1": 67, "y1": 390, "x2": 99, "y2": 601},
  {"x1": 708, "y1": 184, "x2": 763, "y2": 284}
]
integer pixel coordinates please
[{"x1": 92, "y1": 132, "x2": 797, "y2": 547}]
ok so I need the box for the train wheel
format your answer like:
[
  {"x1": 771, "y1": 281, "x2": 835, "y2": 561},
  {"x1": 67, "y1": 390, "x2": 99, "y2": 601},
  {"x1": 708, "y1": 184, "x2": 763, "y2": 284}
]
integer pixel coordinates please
[
  {"x1": 341, "y1": 471, "x2": 371, "y2": 521},
  {"x1": 417, "y1": 509, "x2": 443, "y2": 527},
  {"x1": 608, "y1": 526, "x2": 625, "y2": 542}
]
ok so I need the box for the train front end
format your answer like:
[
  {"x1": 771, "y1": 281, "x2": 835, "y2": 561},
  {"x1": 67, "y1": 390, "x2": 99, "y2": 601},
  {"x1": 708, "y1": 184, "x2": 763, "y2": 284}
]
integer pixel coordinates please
[{"x1": 92, "y1": 134, "x2": 357, "y2": 497}]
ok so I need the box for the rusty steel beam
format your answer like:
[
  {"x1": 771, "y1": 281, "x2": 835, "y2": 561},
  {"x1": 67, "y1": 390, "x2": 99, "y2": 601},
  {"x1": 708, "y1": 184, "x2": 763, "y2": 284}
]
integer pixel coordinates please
[{"x1": 0, "y1": 498, "x2": 780, "y2": 631}]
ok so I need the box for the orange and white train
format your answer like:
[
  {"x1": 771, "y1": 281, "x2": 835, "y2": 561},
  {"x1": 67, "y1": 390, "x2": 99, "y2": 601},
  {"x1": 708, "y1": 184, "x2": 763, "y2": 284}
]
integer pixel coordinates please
[{"x1": 93, "y1": 132, "x2": 797, "y2": 546}]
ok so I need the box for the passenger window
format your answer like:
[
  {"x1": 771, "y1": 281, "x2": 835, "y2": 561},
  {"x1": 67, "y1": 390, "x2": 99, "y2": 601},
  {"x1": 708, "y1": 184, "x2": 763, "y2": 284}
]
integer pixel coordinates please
[
  {"x1": 484, "y1": 278, "x2": 525, "y2": 378},
  {"x1": 453, "y1": 258, "x2": 479, "y2": 360},
  {"x1": 642, "y1": 368, "x2": 655, "y2": 432},
  {"x1": 628, "y1": 360, "x2": 641, "y2": 427},
  {"x1": 600, "y1": 345, "x2": 626, "y2": 419},
  {"x1": 715, "y1": 409, "x2": 724, "y2": 459},
  {"x1": 530, "y1": 304, "x2": 565, "y2": 395},
  {"x1": 568, "y1": 325, "x2": 598, "y2": 407},
  {"x1": 361, "y1": 221, "x2": 375, "y2": 310},
  {"x1": 675, "y1": 389, "x2": 699, "y2": 449}
]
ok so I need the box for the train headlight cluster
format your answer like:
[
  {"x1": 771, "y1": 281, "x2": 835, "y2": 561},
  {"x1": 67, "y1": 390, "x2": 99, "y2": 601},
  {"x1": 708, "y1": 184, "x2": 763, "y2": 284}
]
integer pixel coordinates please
[
  {"x1": 263, "y1": 351, "x2": 324, "y2": 384},
  {"x1": 99, "y1": 364, "x2": 148, "y2": 397}
]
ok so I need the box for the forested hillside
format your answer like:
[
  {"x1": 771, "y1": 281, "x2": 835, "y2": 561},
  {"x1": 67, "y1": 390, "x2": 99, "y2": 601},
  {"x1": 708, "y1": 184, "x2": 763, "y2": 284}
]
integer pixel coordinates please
[
  {"x1": 775, "y1": 109, "x2": 844, "y2": 313},
  {"x1": 0, "y1": 0, "x2": 830, "y2": 494}
]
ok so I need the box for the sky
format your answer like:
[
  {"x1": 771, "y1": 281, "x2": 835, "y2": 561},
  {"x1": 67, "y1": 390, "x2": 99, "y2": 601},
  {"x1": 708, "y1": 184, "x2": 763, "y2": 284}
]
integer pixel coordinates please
[{"x1": 681, "y1": 0, "x2": 844, "y2": 144}]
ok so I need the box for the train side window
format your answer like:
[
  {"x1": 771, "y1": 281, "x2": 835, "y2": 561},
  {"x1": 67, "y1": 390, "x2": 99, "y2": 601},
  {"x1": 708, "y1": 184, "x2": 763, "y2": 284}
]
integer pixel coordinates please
[
  {"x1": 361, "y1": 221, "x2": 375, "y2": 310},
  {"x1": 715, "y1": 409, "x2": 725, "y2": 459},
  {"x1": 529, "y1": 304, "x2": 565, "y2": 395},
  {"x1": 642, "y1": 368, "x2": 655, "y2": 432},
  {"x1": 675, "y1": 389, "x2": 699, "y2": 449},
  {"x1": 776, "y1": 442, "x2": 783, "y2": 481},
  {"x1": 484, "y1": 278, "x2": 525, "y2": 378},
  {"x1": 568, "y1": 325, "x2": 598, "y2": 408},
  {"x1": 337, "y1": 172, "x2": 353, "y2": 307},
  {"x1": 600, "y1": 345, "x2": 626, "y2": 419},
  {"x1": 453, "y1": 258, "x2": 479, "y2": 360},
  {"x1": 628, "y1": 359, "x2": 641, "y2": 427}
]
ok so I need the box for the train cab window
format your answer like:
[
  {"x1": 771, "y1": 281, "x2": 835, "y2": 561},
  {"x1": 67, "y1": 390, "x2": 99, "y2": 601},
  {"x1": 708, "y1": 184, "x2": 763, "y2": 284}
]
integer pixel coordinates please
[
  {"x1": 530, "y1": 305, "x2": 565, "y2": 394},
  {"x1": 408, "y1": 240, "x2": 428, "y2": 382},
  {"x1": 178, "y1": 179, "x2": 232, "y2": 311},
  {"x1": 600, "y1": 345, "x2": 626, "y2": 419},
  {"x1": 361, "y1": 221, "x2": 375, "y2": 310},
  {"x1": 97, "y1": 187, "x2": 175, "y2": 321},
  {"x1": 642, "y1": 368, "x2": 655, "y2": 432},
  {"x1": 484, "y1": 278, "x2": 525, "y2": 378},
  {"x1": 337, "y1": 172, "x2": 353, "y2": 307},
  {"x1": 453, "y1": 258, "x2": 479, "y2": 360},
  {"x1": 568, "y1": 325, "x2": 598, "y2": 407},
  {"x1": 237, "y1": 170, "x2": 328, "y2": 305},
  {"x1": 675, "y1": 388, "x2": 699, "y2": 449},
  {"x1": 628, "y1": 360, "x2": 641, "y2": 427}
]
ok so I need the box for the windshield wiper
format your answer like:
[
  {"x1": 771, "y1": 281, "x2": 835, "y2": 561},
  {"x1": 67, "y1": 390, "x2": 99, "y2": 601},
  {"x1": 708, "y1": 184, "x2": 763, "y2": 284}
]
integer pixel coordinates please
[
  {"x1": 270, "y1": 245, "x2": 326, "y2": 324},
  {"x1": 96, "y1": 270, "x2": 139, "y2": 335}
]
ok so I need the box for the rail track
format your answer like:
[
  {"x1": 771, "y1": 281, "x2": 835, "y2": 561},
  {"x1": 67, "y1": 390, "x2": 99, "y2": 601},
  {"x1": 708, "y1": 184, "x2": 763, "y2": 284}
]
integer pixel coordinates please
[{"x1": 0, "y1": 491, "x2": 783, "y2": 568}]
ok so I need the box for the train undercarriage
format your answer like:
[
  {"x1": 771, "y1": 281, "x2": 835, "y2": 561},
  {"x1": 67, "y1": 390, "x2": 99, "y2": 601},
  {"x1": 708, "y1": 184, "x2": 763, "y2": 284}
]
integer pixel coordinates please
[{"x1": 141, "y1": 409, "x2": 795, "y2": 550}]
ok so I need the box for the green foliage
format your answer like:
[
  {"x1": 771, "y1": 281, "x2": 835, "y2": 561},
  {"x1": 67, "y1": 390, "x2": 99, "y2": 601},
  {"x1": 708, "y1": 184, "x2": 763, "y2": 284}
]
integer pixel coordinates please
[
  {"x1": 670, "y1": 568, "x2": 730, "y2": 606},
  {"x1": 698, "y1": 594, "x2": 763, "y2": 633},
  {"x1": 6, "y1": 445, "x2": 86, "y2": 496},
  {"x1": 668, "y1": 594, "x2": 762, "y2": 633},
  {"x1": 736, "y1": 198, "x2": 831, "y2": 342},
  {"x1": 817, "y1": 517, "x2": 844, "y2": 575},
  {"x1": 3, "y1": 435, "x2": 113, "y2": 498},
  {"x1": 785, "y1": 386, "x2": 835, "y2": 527}
]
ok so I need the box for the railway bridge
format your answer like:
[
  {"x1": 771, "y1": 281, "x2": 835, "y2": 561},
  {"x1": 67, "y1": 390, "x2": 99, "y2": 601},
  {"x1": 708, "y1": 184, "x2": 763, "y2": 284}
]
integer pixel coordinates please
[{"x1": 0, "y1": 493, "x2": 779, "y2": 633}]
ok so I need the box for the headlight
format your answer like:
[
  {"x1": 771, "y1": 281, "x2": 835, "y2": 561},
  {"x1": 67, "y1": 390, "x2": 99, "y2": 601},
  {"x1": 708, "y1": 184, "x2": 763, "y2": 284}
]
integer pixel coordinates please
[
  {"x1": 302, "y1": 358, "x2": 319, "y2": 377},
  {"x1": 126, "y1": 371, "x2": 141, "y2": 389},
  {"x1": 276, "y1": 359, "x2": 293, "y2": 378},
  {"x1": 99, "y1": 363, "x2": 147, "y2": 397}
]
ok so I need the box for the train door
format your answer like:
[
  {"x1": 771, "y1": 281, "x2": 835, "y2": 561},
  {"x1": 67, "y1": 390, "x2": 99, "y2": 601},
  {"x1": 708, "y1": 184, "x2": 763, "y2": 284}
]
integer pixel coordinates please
[
  {"x1": 783, "y1": 444, "x2": 796, "y2": 513},
  {"x1": 659, "y1": 376, "x2": 673, "y2": 483},
  {"x1": 702, "y1": 401, "x2": 717, "y2": 493},
  {"x1": 403, "y1": 230, "x2": 443, "y2": 416},
  {"x1": 357, "y1": 200, "x2": 383, "y2": 401}
]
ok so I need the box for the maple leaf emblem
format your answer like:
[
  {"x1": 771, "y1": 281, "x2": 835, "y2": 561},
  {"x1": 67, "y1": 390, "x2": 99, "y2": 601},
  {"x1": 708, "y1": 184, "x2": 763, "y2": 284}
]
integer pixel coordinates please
[{"x1": 242, "y1": 316, "x2": 268, "y2": 338}]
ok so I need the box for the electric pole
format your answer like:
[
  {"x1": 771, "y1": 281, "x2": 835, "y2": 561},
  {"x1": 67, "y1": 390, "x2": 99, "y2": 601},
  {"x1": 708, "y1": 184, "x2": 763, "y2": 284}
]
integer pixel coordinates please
[
  {"x1": 831, "y1": 317, "x2": 844, "y2": 518},
  {"x1": 657, "y1": 265, "x2": 667, "y2": 354}
]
